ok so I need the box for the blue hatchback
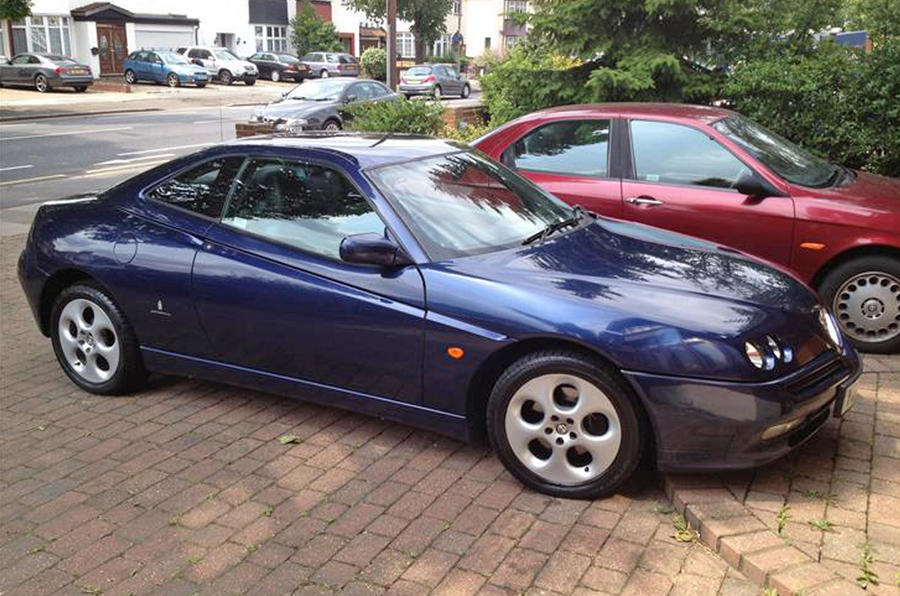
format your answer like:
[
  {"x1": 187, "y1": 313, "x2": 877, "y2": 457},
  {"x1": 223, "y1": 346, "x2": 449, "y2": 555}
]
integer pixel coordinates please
[
  {"x1": 123, "y1": 50, "x2": 209, "y2": 87},
  {"x1": 17, "y1": 134, "x2": 861, "y2": 498}
]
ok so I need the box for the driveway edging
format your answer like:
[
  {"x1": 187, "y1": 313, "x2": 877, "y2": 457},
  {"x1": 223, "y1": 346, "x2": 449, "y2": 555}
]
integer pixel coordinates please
[{"x1": 663, "y1": 475, "x2": 862, "y2": 594}]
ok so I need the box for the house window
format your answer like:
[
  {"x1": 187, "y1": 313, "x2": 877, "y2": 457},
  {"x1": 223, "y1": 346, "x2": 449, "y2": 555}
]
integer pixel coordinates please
[
  {"x1": 505, "y1": 0, "x2": 527, "y2": 12},
  {"x1": 484, "y1": 37, "x2": 491, "y2": 49},
  {"x1": 397, "y1": 31, "x2": 415, "y2": 58},
  {"x1": 11, "y1": 15, "x2": 71, "y2": 55},
  {"x1": 505, "y1": 35, "x2": 520, "y2": 51},
  {"x1": 432, "y1": 33, "x2": 452, "y2": 57},
  {"x1": 254, "y1": 24, "x2": 288, "y2": 52}
]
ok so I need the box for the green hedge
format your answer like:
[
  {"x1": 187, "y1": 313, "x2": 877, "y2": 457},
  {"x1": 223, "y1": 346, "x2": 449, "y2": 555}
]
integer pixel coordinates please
[
  {"x1": 345, "y1": 96, "x2": 445, "y2": 136},
  {"x1": 723, "y1": 42, "x2": 900, "y2": 176}
]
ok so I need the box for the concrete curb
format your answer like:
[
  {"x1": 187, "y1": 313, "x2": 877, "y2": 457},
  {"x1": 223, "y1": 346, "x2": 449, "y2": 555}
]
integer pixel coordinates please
[{"x1": 663, "y1": 475, "x2": 862, "y2": 595}]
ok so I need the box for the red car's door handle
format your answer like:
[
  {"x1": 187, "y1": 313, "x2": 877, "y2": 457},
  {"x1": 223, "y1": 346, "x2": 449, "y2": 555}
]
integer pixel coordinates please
[{"x1": 625, "y1": 196, "x2": 665, "y2": 207}]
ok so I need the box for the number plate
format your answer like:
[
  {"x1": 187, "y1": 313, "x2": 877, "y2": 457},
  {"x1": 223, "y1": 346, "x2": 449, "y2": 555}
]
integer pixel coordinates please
[{"x1": 834, "y1": 381, "x2": 859, "y2": 417}]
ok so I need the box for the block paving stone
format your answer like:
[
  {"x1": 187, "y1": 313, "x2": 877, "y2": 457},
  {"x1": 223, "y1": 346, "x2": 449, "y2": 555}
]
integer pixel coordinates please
[{"x1": 0, "y1": 231, "x2": 776, "y2": 595}]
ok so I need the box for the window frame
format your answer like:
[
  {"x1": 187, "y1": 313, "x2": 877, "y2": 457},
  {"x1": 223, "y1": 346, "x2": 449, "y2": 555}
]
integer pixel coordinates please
[
  {"x1": 253, "y1": 24, "x2": 288, "y2": 53},
  {"x1": 11, "y1": 15, "x2": 71, "y2": 56},
  {"x1": 216, "y1": 154, "x2": 406, "y2": 266},
  {"x1": 141, "y1": 154, "x2": 249, "y2": 222},
  {"x1": 625, "y1": 118, "x2": 763, "y2": 193},
  {"x1": 506, "y1": 118, "x2": 615, "y2": 180}
]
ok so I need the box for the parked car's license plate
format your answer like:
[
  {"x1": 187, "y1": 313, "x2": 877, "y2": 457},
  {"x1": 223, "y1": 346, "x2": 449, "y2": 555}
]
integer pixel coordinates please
[
  {"x1": 834, "y1": 380, "x2": 859, "y2": 417},
  {"x1": 71, "y1": 69, "x2": 87, "y2": 75}
]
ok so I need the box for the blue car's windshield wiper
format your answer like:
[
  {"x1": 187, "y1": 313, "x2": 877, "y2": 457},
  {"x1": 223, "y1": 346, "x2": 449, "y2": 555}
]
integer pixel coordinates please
[{"x1": 522, "y1": 205, "x2": 591, "y2": 246}]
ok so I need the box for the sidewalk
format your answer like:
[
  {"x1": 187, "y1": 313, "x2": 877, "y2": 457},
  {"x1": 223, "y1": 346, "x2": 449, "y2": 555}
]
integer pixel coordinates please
[
  {"x1": 0, "y1": 233, "x2": 754, "y2": 596},
  {"x1": 0, "y1": 81, "x2": 284, "y2": 121}
]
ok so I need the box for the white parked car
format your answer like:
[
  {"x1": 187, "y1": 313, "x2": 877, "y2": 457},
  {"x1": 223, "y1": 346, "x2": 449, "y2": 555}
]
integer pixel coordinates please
[{"x1": 176, "y1": 46, "x2": 258, "y2": 85}]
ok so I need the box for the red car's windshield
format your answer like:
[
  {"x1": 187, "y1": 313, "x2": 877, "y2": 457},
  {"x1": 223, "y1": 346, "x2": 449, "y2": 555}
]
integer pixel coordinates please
[{"x1": 712, "y1": 115, "x2": 836, "y2": 188}]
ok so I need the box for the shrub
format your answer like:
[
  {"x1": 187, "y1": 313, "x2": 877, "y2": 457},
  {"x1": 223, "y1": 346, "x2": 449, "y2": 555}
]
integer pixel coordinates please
[
  {"x1": 428, "y1": 52, "x2": 470, "y2": 71},
  {"x1": 723, "y1": 41, "x2": 900, "y2": 176},
  {"x1": 360, "y1": 47, "x2": 387, "y2": 81},
  {"x1": 441, "y1": 115, "x2": 493, "y2": 143},
  {"x1": 345, "y1": 96, "x2": 446, "y2": 135}
]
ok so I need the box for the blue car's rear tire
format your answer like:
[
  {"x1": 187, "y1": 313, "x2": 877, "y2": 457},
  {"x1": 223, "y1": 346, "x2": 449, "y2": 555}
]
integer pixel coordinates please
[
  {"x1": 487, "y1": 350, "x2": 645, "y2": 499},
  {"x1": 50, "y1": 283, "x2": 147, "y2": 395}
]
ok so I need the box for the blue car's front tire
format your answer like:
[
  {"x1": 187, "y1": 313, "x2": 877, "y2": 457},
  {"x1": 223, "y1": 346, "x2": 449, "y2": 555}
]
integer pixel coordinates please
[{"x1": 487, "y1": 350, "x2": 645, "y2": 499}]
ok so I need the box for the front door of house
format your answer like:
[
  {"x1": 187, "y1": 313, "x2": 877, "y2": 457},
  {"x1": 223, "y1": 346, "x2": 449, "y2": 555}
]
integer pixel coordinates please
[{"x1": 97, "y1": 23, "x2": 127, "y2": 74}]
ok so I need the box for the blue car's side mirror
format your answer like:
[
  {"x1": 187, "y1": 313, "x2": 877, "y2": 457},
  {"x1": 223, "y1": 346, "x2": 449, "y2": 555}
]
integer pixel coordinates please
[{"x1": 340, "y1": 233, "x2": 412, "y2": 267}]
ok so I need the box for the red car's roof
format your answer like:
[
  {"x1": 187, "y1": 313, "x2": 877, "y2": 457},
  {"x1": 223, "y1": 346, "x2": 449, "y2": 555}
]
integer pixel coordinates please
[{"x1": 523, "y1": 103, "x2": 734, "y2": 124}]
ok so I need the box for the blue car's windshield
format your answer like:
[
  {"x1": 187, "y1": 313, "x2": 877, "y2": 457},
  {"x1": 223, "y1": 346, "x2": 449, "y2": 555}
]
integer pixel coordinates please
[
  {"x1": 368, "y1": 151, "x2": 573, "y2": 260},
  {"x1": 159, "y1": 52, "x2": 190, "y2": 65}
]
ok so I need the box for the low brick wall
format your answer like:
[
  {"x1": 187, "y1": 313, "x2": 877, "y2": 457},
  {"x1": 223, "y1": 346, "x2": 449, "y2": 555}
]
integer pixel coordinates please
[
  {"x1": 234, "y1": 100, "x2": 487, "y2": 138},
  {"x1": 442, "y1": 103, "x2": 487, "y2": 130},
  {"x1": 235, "y1": 121, "x2": 275, "y2": 138}
]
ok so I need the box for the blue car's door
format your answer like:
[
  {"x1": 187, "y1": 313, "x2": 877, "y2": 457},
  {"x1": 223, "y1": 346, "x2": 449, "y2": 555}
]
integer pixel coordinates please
[
  {"x1": 120, "y1": 155, "x2": 246, "y2": 357},
  {"x1": 147, "y1": 52, "x2": 165, "y2": 82},
  {"x1": 192, "y1": 156, "x2": 426, "y2": 404}
]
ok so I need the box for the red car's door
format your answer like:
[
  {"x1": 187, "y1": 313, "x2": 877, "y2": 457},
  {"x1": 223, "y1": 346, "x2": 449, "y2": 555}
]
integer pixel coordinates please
[
  {"x1": 622, "y1": 119, "x2": 795, "y2": 266},
  {"x1": 502, "y1": 118, "x2": 623, "y2": 218}
]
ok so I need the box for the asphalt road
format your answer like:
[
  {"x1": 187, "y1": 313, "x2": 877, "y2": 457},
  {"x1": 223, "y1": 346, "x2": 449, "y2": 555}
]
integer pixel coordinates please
[{"x1": 0, "y1": 105, "x2": 259, "y2": 211}]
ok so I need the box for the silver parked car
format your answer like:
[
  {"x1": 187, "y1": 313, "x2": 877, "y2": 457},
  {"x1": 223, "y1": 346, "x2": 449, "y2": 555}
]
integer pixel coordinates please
[
  {"x1": 0, "y1": 53, "x2": 93, "y2": 93},
  {"x1": 399, "y1": 63, "x2": 470, "y2": 99},
  {"x1": 176, "y1": 46, "x2": 258, "y2": 85},
  {"x1": 300, "y1": 52, "x2": 359, "y2": 78}
]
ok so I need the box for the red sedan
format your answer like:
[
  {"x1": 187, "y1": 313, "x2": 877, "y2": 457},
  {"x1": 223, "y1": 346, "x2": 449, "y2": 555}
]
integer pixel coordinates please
[{"x1": 474, "y1": 103, "x2": 900, "y2": 353}]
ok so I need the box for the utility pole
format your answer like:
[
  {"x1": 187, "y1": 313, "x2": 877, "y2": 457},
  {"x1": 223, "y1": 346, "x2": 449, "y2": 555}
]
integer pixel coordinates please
[{"x1": 386, "y1": 0, "x2": 398, "y2": 89}]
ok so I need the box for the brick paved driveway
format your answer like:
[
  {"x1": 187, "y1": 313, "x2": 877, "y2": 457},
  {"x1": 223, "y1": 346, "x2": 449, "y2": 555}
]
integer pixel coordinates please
[{"x1": 1, "y1": 230, "x2": 888, "y2": 596}]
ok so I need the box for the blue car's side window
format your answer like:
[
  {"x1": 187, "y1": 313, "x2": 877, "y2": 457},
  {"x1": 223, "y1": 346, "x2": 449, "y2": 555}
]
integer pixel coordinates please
[
  {"x1": 146, "y1": 156, "x2": 244, "y2": 218},
  {"x1": 221, "y1": 157, "x2": 385, "y2": 260}
]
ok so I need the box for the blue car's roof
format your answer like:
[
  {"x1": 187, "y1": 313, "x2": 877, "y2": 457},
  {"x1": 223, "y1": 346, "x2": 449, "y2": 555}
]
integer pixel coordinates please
[{"x1": 224, "y1": 133, "x2": 465, "y2": 169}]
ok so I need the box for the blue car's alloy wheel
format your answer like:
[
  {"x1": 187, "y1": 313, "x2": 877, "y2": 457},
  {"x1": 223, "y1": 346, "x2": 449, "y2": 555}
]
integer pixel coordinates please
[
  {"x1": 488, "y1": 351, "x2": 644, "y2": 499},
  {"x1": 51, "y1": 284, "x2": 146, "y2": 395}
]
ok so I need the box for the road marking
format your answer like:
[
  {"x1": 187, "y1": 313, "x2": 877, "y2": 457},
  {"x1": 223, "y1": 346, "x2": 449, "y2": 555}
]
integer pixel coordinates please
[
  {"x1": 94, "y1": 153, "x2": 175, "y2": 166},
  {"x1": 84, "y1": 159, "x2": 169, "y2": 175},
  {"x1": 0, "y1": 164, "x2": 34, "y2": 172},
  {"x1": 1, "y1": 126, "x2": 133, "y2": 142},
  {"x1": 0, "y1": 173, "x2": 65, "y2": 187},
  {"x1": 118, "y1": 142, "x2": 211, "y2": 156}
]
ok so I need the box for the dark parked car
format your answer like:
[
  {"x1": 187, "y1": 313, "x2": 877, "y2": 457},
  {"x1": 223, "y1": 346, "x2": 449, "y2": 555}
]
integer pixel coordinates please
[
  {"x1": 250, "y1": 78, "x2": 396, "y2": 131},
  {"x1": 474, "y1": 104, "x2": 900, "y2": 353},
  {"x1": 0, "y1": 53, "x2": 92, "y2": 92},
  {"x1": 300, "y1": 52, "x2": 359, "y2": 78},
  {"x1": 247, "y1": 52, "x2": 310, "y2": 82},
  {"x1": 399, "y1": 63, "x2": 470, "y2": 99},
  {"x1": 18, "y1": 134, "x2": 861, "y2": 498},
  {"x1": 123, "y1": 51, "x2": 209, "y2": 87}
]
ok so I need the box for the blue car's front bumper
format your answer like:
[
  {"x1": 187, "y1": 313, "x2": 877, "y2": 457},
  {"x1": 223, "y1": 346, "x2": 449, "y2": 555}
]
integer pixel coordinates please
[
  {"x1": 178, "y1": 72, "x2": 209, "y2": 85},
  {"x1": 624, "y1": 344, "x2": 862, "y2": 471}
]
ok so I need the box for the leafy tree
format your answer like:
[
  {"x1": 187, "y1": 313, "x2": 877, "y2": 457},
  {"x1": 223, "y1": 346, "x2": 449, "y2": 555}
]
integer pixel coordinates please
[
  {"x1": 291, "y1": 0, "x2": 342, "y2": 58},
  {"x1": 343, "y1": 0, "x2": 454, "y2": 62},
  {"x1": 0, "y1": 0, "x2": 31, "y2": 20}
]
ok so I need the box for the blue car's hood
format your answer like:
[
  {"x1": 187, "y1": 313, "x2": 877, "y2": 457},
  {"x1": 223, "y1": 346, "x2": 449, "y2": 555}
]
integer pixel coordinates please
[{"x1": 423, "y1": 218, "x2": 831, "y2": 378}]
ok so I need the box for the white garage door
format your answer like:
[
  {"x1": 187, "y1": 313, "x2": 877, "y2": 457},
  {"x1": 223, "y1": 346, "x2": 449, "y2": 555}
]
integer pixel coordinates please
[{"x1": 134, "y1": 26, "x2": 194, "y2": 50}]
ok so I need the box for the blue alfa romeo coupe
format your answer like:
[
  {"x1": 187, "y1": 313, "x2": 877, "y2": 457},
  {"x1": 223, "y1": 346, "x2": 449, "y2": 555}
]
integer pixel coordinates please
[{"x1": 18, "y1": 134, "x2": 861, "y2": 498}]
